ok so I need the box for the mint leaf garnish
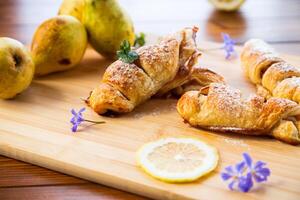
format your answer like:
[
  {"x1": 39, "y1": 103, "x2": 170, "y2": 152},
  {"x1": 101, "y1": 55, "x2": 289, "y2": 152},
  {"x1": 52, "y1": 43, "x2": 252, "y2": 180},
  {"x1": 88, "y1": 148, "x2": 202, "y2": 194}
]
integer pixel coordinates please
[{"x1": 117, "y1": 40, "x2": 139, "y2": 63}]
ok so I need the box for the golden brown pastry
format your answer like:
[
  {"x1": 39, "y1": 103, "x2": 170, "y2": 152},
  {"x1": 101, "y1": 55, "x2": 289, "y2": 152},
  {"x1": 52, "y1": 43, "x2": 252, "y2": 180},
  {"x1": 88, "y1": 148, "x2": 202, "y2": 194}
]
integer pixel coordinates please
[
  {"x1": 87, "y1": 27, "x2": 224, "y2": 114},
  {"x1": 241, "y1": 39, "x2": 300, "y2": 104},
  {"x1": 177, "y1": 83, "x2": 300, "y2": 145}
]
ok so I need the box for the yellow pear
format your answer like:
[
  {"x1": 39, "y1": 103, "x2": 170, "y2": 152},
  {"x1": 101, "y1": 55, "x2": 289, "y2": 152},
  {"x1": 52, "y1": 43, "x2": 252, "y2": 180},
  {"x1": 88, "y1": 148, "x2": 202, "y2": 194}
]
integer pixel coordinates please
[
  {"x1": 0, "y1": 37, "x2": 34, "y2": 99},
  {"x1": 58, "y1": 0, "x2": 85, "y2": 21},
  {"x1": 31, "y1": 15, "x2": 87, "y2": 76},
  {"x1": 83, "y1": 0, "x2": 135, "y2": 57}
]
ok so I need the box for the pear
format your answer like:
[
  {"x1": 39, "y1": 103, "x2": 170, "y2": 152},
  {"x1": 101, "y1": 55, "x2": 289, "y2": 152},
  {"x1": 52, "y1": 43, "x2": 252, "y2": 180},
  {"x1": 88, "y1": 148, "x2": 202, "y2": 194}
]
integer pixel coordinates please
[
  {"x1": 83, "y1": 0, "x2": 135, "y2": 57},
  {"x1": 31, "y1": 15, "x2": 87, "y2": 76},
  {"x1": 0, "y1": 37, "x2": 34, "y2": 99},
  {"x1": 58, "y1": 0, "x2": 85, "y2": 21}
]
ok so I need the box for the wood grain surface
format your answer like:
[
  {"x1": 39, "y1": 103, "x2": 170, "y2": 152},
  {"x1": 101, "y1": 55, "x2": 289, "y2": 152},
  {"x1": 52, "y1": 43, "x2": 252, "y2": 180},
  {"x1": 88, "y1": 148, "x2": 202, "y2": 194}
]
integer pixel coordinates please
[{"x1": 0, "y1": 0, "x2": 299, "y2": 199}]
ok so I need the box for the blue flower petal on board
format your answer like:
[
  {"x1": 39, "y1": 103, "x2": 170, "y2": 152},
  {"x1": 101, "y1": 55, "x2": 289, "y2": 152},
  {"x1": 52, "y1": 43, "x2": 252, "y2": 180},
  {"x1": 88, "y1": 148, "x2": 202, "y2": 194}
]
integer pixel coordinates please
[
  {"x1": 253, "y1": 161, "x2": 271, "y2": 182},
  {"x1": 242, "y1": 153, "x2": 271, "y2": 183},
  {"x1": 242, "y1": 152, "x2": 252, "y2": 168},
  {"x1": 71, "y1": 124, "x2": 78, "y2": 132},
  {"x1": 236, "y1": 161, "x2": 246, "y2": 172},
  {"x1": 221, "y1": 161, "x2": 246, "y2": 191},
  {"x1": 221, "y1": 152, "x2": 271, "y2": 192},
  {"x1": 221, "y1": 33, "x2": 236, "y2": 59},
  {"x1": 70, "y1": 108, "x2": 86, "y2": 132},
  {"x1": 238, "y1": 172, "x2": 253, "y2": 192}
]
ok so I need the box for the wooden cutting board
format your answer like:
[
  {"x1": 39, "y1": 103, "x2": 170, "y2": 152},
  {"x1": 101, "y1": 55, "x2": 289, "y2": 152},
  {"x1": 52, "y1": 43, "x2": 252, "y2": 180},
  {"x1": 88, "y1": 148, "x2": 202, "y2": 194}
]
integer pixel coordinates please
[{"x1": 0, "y1": 38, "x2": 300, "y2": 200}]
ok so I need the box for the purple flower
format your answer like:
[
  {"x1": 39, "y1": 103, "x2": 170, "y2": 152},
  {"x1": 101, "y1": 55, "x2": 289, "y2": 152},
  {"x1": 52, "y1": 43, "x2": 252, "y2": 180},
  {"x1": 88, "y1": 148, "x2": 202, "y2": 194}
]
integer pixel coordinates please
[
  {"x1": 70, "y1": 108, "x2": 105, "y2": 132},
  {"x1": 221, "y1": 153, "x2": 270, "y2": 192},
  {"x1": 221, "y1": 161, "x2": 248, "y2": 191},
  {"x1": 221, "y1": 33, "x2": 236, "y2": 59},
  {"x1": 70, "y1": 108, "x2": 85, "y2": 132},
  {"x1": 243, "y1": 153, "x2": 271, "y2": 183}
]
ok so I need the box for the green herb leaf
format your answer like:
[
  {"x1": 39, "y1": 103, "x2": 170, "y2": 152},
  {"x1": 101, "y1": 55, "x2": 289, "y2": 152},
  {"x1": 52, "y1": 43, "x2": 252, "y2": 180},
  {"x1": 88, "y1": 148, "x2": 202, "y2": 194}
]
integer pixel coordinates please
[
  {"x1": 117, "y1": 40, "x2": 139, "y2": 63},
  {"x1": 134, "y1": 32, "x2": 146, "y2": 47}
]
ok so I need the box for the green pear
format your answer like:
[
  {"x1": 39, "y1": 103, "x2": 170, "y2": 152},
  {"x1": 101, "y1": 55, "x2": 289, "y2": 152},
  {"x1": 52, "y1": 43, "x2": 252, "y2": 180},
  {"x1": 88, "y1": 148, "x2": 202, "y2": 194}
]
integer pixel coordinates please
[
  {"x1": 0, "y1": 37, "x2": 35, "y2": 99},
  {"x1": 83, "y1": 0, "x2": 135, "y2": 57},
  {"x1": 58, "y1": 0, "x2": 85, "y2": 21},
  {"x1": 31, "y1": 15, "x2": 87, "y2": 76}
]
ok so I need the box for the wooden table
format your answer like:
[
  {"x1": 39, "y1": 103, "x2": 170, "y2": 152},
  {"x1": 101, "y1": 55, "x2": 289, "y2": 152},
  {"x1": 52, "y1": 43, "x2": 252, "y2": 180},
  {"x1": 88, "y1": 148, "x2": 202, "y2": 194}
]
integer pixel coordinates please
[{"x1": 0, "y1": 0, "x2": 299, "y2": 199}]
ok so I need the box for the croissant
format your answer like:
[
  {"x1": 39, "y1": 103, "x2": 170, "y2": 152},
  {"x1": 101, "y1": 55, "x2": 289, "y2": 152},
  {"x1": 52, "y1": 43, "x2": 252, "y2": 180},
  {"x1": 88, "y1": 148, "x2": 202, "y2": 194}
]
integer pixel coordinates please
[
  {"x1": 177, "y1": 83, "x2": 300, "y2": 145},
  {"x1": 241, "y1": 39, "x2": 300, "y2": 103},
  {"x1": 87, "y1": 27, "x2": 224, "y2": 114}
]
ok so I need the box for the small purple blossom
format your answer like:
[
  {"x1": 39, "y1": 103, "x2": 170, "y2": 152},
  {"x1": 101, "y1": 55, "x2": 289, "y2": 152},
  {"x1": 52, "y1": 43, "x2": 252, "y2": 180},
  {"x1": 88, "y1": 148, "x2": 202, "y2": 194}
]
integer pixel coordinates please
[
  {"x1": 221, "y1": 161, "x2": 249, "y2": 191},
  {"x1": 221, "y1": 153, "x2": 270, "y2": 192},
  {"x1": 221, "y1": 33, "x2": 236, "y2": 59},
  {"x1": 70, "y1": 108, "x2": 105, "y2": 132},
  {"x1": 243, "y1": 153, "x2": 271, "y2": 183},
  {"x1": 198, "y1": 33, "x2": 236, "y2": 60},
  {"x1": 70, "y1": 108, "x2": 85, "y2": 132}
]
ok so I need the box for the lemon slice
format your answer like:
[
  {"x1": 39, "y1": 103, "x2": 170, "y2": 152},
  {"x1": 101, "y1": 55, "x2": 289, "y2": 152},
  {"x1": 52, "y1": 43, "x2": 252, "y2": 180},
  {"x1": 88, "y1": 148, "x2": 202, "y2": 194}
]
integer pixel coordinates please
[
  {"x1": 137, "y1": 137, "x2": 218, "y2": 183},
  {"x1": 209, "y1": 0, "x2": 245, "y2": 11}
]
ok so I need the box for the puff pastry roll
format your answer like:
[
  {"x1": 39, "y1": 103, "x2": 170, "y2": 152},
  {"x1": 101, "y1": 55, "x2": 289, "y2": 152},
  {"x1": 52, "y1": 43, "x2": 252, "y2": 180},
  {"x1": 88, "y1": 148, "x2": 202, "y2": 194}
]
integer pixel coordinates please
[
  {"x1": 241, "y1": 39, "x2": 300, "y2": 104},
  {"x1": 87, "y1": 27, "x2": 224, "y2": 114},
  {"x1": 177, "y1": 83, "x2": 300, "y2": 145}
]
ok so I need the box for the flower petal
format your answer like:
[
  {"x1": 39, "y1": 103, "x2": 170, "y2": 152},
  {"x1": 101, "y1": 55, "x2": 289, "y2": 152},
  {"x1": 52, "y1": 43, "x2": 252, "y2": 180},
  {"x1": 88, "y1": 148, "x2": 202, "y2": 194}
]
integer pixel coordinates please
[
  {"x1": 228, "y1": 180, "x2": 236, "y2": 191},
  {"x1": 221, "y1": 172, "x2": 232, "y2": 181},
  {"x1": 253, "y1": 173, "x2": 266, "y2": 182},
  {"x1": 235, "y1": 161, "x2": 245, "y2": 173},
  {"x1": 242, "y1": 153, "x2": 252, "y2": 168},
  {"x1": 79, "y1": 107, "x2": 86, "y2": 113},
  {"x1": 221, "y1": 33, "x2": 230, "y2": 41},
  {"x1": 221, "y1": 32, "x2": 236, "y2": 60},
  {"x1": 259, "y1": 168, "x2": 271, "y2": 176},
  {"x1": 70, "y1": 117, "x2": 76, "y2": 124},
  {"x1": 225, "y1": 52, "x2": 231, "y2": 60},
  {"x1": 254, "y1": 168, "x2": 271, "y2": 183},
  {"x1": 71, "y1": 109, "x2": 77, "y2": 116},
  {"x1": 225, "y1": 165, "x2": 234, "y2": 174},
  {"x1": 79, "y1": 117, "x2": 85, "y2": 123},
  {"x1": 72, "y1": 124, "x2": 78, "y2": 132},
  {"x1": 238, "y1": 173, "x2": 253, "y2": 192},
  {"x1": 254, "y1": 161, "x2": 266, "y2": 170}
]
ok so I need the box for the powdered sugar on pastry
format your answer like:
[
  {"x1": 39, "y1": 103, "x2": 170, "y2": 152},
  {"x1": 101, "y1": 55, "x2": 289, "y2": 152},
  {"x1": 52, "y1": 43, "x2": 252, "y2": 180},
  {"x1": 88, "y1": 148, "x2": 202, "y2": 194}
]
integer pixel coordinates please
[
  {"x1": 177, "y1": 83, "x2": 300, "y2": 145},
  {"x1": 87, "y1": 27, "x2": 223, "y2": 115},
  {"x1": 241, "y1": 38, "x2": 300, "y2": 106}
]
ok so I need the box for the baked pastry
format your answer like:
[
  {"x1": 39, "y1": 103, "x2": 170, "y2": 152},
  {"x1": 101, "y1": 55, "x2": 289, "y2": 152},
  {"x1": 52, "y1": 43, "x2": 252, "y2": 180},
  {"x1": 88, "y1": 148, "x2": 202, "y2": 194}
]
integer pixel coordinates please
[
  {"x1": 177, "y1": 83, "x2": 300, "y2": 145},
  {"x1": 87, "y1": 27, "x2": 224, "y2": 114},
  {"x1": 156, "y1": 66, "x2": 224, "y2": 97},
  {"x1": 241, "y1": 39, "x2": 300, "y2": 103}
]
